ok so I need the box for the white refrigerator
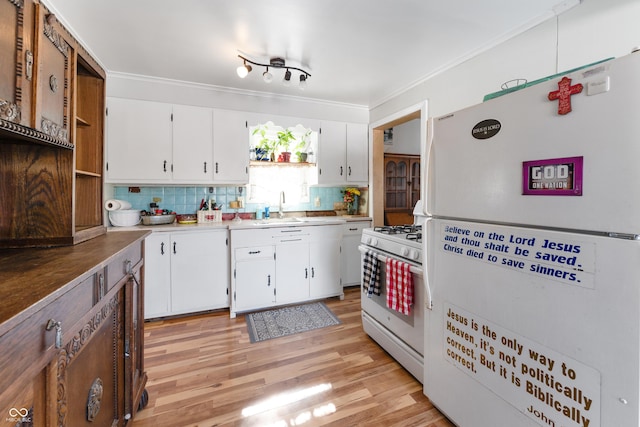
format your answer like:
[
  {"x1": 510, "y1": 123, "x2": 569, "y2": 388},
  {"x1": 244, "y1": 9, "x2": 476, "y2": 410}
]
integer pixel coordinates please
[{"x1": 423, "y1": 52, "x2": 640, "y2": 427}]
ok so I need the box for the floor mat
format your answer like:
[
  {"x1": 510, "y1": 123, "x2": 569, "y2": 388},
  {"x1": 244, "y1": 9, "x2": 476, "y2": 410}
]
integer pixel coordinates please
[{"x1": 246, "y1": 302, "x2": 341, "y2": 343}]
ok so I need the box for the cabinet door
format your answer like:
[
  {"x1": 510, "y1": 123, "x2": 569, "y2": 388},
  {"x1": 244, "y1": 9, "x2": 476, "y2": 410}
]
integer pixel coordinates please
[
  {"x1": 143, "y1": 233, "x2": 171, "y2": 319},
  {"x1": 341, "y1": 221, "x2": 371, "y2": 286},
  {"x1": 172, "y1": 104, "x2": 213, "y2": 183},
  {"x1": 106, "y1": 98, "x2": 172, "y2": 182},
  {"x1": 212, "y1": 109, "x2": 249, "y2": 183},
  {"x1": 346, "y1": 123, "x2": 368, "y2": 183},
  {"x1": 35, "y1": 7, "x2": 73, "y2": 144},
  {"x1": 384, "y1": 157, "x2": 409, "y2": 209},
  {"x1": 317, "y1": 120, "x2": 347, "y2": 184},
  {"x1": 234, "y1": 258, "x2": 276, "y2": 312},
  {"x1": 275, "y1": 242, "x2": 310, "y2": 304},
  {"x1": 310, "y1": 237, "x2": 342, "y2": 299},
  {"x1": 171, "y1": 231, "x2": 227, "y2": 314}
]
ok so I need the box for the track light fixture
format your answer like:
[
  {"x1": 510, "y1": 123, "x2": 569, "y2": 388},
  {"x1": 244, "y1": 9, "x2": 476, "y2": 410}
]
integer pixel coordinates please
[{"x1": 237, "y1": 55, "x2": 310, "y2": 89}]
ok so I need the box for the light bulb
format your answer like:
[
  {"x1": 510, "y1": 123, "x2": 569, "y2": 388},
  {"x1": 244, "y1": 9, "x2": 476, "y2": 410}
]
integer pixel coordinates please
[
  {"x1": 236, "y1": 63, "x2": 251, "y2": 78},
  {"x1": 263, "y1": 69, "x2": 273, "y2": 83},
  {"x1": 299, "y1": 74, "x2": 307, "y2": 90}
]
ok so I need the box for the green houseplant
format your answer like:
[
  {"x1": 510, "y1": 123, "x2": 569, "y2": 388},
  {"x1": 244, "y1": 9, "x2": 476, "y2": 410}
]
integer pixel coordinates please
[
  {"x1": 276, "y1": 128, "x2": 296, "y2": 162},
  {"x1": 294, "y1": 129, "x2": 312, "y2": 162},
  {"x1": 252, "y1": 123, "x2": 276, "y2": 161}
]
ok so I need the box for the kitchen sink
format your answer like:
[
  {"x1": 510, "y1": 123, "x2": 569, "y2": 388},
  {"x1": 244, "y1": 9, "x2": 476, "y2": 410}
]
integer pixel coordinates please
[{"x1": 251, "y1": 217, "x2": 303, "y2": 226}]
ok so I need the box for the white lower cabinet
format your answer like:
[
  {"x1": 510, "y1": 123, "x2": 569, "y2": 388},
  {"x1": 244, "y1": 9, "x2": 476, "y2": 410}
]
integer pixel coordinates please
[
  {"x1": 341, "y1": 220, "x2": 372, "y2": 286},
  {"x1": 233, "y1": 245, "x2": 276, "y2": 312},
  {"x1": 144, "y1": 229, "x2": 229, "y2": 319},
  {"x1": 230, "y1": 224, "x2": 344, "y2": 317},
  {"x1": 309, "y1": 228, "x2": 342, "y2": 299}
]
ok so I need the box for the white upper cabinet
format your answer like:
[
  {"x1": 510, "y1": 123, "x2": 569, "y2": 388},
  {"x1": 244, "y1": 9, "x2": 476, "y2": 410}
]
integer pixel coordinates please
[
  {"x1": 316, "y1": 120, "x2": 347, "y2": 184},
  {"x1": 106, "y1": 98, "x2": 173, "y2": 182},
  {"x1": 345, "y1": 123, "x2": 368, "y2": 183},
  {"x1": 315, "y1": 120, "x2": 368, "y2": 185},
  {"x1": 172, "y1": 104, "x2": 214, "y2": 183},
  {"x1": 106, "y1": 98, "x2": 250, "y2": 184},
  {"x1": 212, "y1": 109, "x2": 249, "y2": 184}
]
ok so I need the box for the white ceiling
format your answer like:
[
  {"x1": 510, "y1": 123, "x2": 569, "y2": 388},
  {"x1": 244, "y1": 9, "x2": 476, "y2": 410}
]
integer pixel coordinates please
[{"x1": 45, "y1": 0, "x2": 577, "y2": 107}]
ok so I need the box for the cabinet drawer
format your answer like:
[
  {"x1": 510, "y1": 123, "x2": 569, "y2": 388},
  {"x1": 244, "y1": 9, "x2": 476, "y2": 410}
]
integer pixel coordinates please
[
  {"x1": 235, "y1": 245, "x2": 274, "y2": 261},
  {"x1": 106, "y1": 239, "x2": 143, "y2": 290},
  {"x1": 342, "y1": 221, "x2": 371, "y2": 235},
  {"x1": 0, "y1": 273, "x2": 94, "y2": 399}
]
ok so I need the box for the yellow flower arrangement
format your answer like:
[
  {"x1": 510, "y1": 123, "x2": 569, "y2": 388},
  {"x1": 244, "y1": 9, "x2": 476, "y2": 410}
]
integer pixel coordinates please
[{"x1": 342, "y1": 187, "x2": 361, "y2": 203}]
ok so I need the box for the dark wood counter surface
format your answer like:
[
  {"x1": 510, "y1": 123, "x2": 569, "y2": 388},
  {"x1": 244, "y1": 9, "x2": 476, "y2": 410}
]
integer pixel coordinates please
[{"x1": 0, "y1": 230, "x2": 149, "y2": 335}]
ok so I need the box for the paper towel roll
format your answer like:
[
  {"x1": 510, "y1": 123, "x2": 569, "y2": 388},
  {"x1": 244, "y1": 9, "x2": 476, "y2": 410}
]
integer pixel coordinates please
[{"x1": 105, "y1": 199, "x2": 132, "y2": 211}]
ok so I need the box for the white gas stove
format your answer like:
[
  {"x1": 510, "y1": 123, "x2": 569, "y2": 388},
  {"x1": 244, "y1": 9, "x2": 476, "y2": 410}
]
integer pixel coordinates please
[
  {"x1": 361, "y1": 225, "x2": 422, "y2": 264},
  {"x1": 359, "y1": 221, "x2": 425, "y2": 382}
]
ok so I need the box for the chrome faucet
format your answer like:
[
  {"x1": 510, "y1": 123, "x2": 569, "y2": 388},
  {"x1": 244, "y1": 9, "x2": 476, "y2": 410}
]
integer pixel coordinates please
[{"x1": 279, "y1": 191, "x2": 285, "y2": 218}]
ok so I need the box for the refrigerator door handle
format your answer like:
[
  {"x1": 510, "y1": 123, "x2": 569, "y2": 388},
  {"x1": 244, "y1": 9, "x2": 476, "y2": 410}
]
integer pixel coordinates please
[
  {"x1": 423, "y1": 217, "x2": 433, "y2": 310},
  {"x1": 423, "y1": 117, "x2": 434, "y2": 217}
]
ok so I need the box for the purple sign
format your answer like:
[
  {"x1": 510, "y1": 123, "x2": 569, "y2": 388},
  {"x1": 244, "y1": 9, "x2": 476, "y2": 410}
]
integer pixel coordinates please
[{"x1": 522, "y1": 156, "x2": 583, "y2": 196}]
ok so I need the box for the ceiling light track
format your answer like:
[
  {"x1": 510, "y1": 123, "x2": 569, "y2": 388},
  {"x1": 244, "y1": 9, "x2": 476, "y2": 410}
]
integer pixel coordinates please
[{"x1": 237, "y1": 55, "x2": 311, "y2": 89}]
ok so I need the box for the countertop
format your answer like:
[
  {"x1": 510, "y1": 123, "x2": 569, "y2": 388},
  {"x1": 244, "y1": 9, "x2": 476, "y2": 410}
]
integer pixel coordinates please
[
  {"x1": 107, "y1": 215, "x2": 372, "y2": 232},
  {"x1": 0, "y1": 230, "x2": 150, "y2": 332}
]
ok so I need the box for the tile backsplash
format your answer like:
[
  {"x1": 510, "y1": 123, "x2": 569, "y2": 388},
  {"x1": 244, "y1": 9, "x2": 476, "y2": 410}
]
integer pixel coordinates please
[{"x1": 113, "y1": 186, "x2": 355, "y2": 215}]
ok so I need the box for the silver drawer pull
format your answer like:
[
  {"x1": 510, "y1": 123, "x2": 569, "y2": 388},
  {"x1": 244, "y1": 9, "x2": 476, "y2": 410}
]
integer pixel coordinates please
[{"x1": 46, "y1": 319, "x2": 62, "y2": 349}]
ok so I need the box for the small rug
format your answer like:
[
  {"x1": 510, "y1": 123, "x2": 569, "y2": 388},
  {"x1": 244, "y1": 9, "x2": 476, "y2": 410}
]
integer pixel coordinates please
[{"x1": 246, "y1": 302, "x2": 341, "y2": 343}]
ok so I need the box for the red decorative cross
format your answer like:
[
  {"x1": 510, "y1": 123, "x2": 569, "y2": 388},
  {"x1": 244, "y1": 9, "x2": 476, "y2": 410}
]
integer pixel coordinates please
[{"x1": 548, "y1": 77, "x2": 583, "y2": 115}]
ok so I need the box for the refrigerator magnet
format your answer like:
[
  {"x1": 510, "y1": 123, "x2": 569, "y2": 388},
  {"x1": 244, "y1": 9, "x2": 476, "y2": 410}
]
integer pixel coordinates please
[{"x1": 522, "y1": 156, "x2": 583, "y2": 196}]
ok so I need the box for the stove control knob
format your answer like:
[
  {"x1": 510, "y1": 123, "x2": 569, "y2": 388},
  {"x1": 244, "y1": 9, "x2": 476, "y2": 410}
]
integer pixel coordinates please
[
  {"x1": 370, "y1": 238, "x2": 378, "y2": 246},
  {"x1": 409, "y1": 250, "x2": 419, "y2": 260},
  {"x1": 401, "y1": 247, "x2": 409, "y2": 257}
]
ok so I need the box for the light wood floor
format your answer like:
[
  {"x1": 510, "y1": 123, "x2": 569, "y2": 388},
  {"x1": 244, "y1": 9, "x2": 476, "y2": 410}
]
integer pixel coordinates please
[{"x1": 132, "y1": 287, "x2": 455, "y2": 427}]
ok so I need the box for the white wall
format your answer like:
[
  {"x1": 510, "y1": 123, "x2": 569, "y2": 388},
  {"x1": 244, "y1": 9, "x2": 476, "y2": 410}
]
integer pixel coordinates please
[
  {"x1": 370, "y1": 0, "x2": 640, "y2": 122},
  {"x1": 383, "y1": 119, "x2": 420, "y2": 155}
]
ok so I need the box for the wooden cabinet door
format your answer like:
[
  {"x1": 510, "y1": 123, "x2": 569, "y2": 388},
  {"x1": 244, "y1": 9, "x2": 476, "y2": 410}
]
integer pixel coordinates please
[
  {"x1": 212, "y1": 109, "x2": 250, "y2": 183},
  {"x1": 317, "y1": 120, "x2": 347, "y2": 184},
  {"x1": 409, "y1": 158, "x2": 421, "y2": 210},
  {"x1": 143, "y1": 233, "x2": 171, "y2": 319},
  {"x1": 0, "y1": 0, "x2": 35, "y2": 128},
  {"x1": 346, "y1": 123, "x2": 368, "y2": 183},
  {"x1": 56, "y1": 288, "x2": 124, "y2": 427},
  {"x1": 35, "y1": 9, "x2": 73, "y2": 144},
  {"x1": 106, "y1": 98, "x2": 172, "y2": 183},
  {"x1": 172, "y1": 104, "x2": 213, "y2": 183},
  {"x1": 385, "y1": 156, "x2": 409, "y2": 209}
]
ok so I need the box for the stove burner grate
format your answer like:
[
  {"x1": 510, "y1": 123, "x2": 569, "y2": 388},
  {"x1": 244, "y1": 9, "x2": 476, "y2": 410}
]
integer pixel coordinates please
[{"x1": 373, "y1": 224, "x2": 422, "y2": 235}]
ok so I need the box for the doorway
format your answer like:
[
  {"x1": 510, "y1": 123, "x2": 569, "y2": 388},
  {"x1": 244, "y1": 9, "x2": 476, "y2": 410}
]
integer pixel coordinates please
[{"x1": 369, "y1": 101, "x2": 427, "y2": 226}]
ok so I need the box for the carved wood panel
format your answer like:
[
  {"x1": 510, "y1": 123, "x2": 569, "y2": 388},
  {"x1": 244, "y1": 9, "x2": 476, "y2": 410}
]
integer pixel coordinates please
[
  {"x1": 36, "y1": 11, "x2": 71, "y2": 143},
  {"x1": 0, "y1": 0, "x2": 25, "y2": 123}
]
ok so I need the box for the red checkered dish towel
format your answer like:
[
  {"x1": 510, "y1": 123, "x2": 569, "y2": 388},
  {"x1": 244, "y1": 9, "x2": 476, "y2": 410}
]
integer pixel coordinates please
[{"x1": 386, "y1": 257, "x2": 413, "y2": 315}]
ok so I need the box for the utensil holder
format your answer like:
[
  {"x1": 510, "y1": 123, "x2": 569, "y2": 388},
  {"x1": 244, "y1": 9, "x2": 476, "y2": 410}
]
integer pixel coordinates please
[{"x1": 197, "y1": 210, "x2": 222, "y2": 223}]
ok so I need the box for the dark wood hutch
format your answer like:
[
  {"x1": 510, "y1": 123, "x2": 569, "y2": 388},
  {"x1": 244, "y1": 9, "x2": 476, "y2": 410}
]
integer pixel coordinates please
[{"x1": 1, "y1": 0, "x2": 148, "y2": 425}]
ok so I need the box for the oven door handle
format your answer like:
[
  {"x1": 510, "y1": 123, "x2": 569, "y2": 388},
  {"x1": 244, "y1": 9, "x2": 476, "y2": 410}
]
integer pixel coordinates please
[
  {"x1": 358, "y1": 245, "x2": 423, "y2": 275},
  {"x1": 359, "y1": 244, "x2": 432, "y2": 310}
]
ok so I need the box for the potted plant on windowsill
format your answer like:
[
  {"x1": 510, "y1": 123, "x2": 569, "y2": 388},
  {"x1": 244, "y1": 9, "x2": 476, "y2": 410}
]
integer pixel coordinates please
[
  {"x1": 276, "y1": 128, "x2": 296, "y2": 162},
  {"x1": 294, "y1": 129, "x2": 312, "y2": 163},
  {"x1": 252, "y1": 123, "x2": 276, "y2": 161}
]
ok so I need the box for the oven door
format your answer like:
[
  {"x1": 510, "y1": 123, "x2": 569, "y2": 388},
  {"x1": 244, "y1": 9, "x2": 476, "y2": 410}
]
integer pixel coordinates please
[{"x1": 358, "y1": 245, "x2": 424, "y2": 356}]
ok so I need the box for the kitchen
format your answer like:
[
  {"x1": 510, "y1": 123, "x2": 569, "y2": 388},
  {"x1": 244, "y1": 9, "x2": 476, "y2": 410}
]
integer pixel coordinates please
[{"x1": 1, "y1": 0, "x2": 640, "y2": 426}]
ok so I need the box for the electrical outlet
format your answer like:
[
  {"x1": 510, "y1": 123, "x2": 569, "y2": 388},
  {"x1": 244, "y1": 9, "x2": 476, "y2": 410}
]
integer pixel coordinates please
[{"x1": 314, "y1": 196, "x2": 321, "y2": 207}]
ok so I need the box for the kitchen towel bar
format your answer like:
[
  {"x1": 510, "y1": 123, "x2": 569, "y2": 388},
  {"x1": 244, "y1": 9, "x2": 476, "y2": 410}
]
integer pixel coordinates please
[{"x1": 357, "y1": 245, "x2": 423, "y2": 275}]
